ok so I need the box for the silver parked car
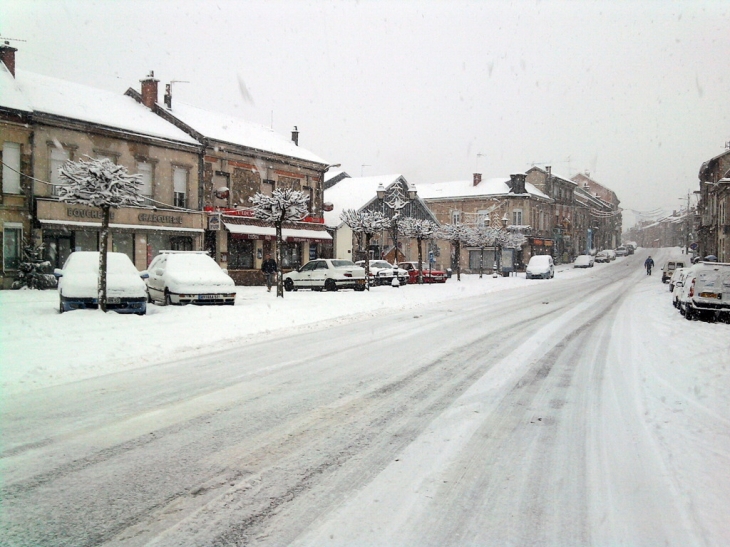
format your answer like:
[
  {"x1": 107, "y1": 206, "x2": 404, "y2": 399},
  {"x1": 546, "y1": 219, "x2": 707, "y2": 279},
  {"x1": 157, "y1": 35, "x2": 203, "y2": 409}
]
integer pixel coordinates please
[
  {"x1": 284, "y1": 259, "x2": 366, "y2": 291},
  {"x1": 526, "y1": 255, "x2": 554, "y2": 279},
  {"x1": 355, "y1": 260, "x2": 409, "y2": 286}
]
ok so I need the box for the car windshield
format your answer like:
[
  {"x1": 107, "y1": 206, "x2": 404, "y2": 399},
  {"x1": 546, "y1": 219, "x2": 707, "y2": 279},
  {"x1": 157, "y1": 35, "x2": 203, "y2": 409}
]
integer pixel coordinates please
[
  {"x1": 575, "y1": 256, "x2": 590, "y2": 264},
  {"x1": 530, "y1": 256, "x2": 551, "y2": 266},
  {"x1": 331, "y1": 260, "x2": 355, "y2": 268},
  {"x1": 65, "y1": 252, "x2": 138, "y2": 275},
  {"x1": 371, "y1": 261, "x2": 392, "y2": 268},
  {"x1": 167, "y1": 254, "x2": 221, "y2": 273}
]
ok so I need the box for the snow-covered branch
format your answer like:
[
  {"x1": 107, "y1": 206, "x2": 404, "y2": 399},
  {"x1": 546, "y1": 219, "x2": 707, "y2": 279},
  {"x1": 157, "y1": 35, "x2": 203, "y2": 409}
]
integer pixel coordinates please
[
  {"x1": 340, "y1": 209, "x2": 389, "y2": 235},
  {"x1": 250, "y1": 189, "x2": 310, "y2": 224},
  {"x1": 58, "y1": 157, "x2": 143, "y2": 208}
]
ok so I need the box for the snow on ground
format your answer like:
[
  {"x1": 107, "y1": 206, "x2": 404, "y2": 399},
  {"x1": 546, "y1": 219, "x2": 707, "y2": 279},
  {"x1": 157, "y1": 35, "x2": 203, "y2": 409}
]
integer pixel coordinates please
[{"x1": 1, "y1": 263, "x2": 584, "y2": 395}]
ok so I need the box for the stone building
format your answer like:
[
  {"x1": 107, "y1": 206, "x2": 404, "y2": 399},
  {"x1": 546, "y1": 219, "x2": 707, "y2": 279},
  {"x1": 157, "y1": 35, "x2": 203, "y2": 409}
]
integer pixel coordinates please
[
  {"x1": 571, "y1": 172, "x2": 622, "y2": 251},
  {"x1": 696, "y1": 149, "x2": 730, "y2": 261},
  {"x1": 419, "y1": 173, "x2": 553, "y2": 273},
  {"x1": 127, "y1": 77, "x2": 334, "y2": 284},
  {"x1": 1, "y1": 44, "x2": 204, "y2": 288}
]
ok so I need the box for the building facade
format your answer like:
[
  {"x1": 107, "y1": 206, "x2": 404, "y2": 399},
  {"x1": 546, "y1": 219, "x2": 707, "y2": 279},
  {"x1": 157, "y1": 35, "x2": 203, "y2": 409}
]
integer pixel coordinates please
[
  {"x1": 571, "y1": 172, "x2": 622, "y2": 251},
  {"x1": 697, "y1": 149, "x2": 730, "y2": 261}
]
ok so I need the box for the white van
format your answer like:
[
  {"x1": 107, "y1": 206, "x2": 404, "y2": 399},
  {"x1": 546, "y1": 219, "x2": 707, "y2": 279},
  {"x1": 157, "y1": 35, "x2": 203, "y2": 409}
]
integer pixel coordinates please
[
  {"x1": 677, "y1": 261, "x2": 730, "y2": 320},
  {"x1": 661, "y1": 255, "x2": 688, "y2": 283}
]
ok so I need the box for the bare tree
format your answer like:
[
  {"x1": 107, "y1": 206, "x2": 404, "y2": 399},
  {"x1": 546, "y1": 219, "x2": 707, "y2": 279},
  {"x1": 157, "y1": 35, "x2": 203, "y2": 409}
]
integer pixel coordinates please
[
  {"x1": 438, "y1": 223, "x2": 472, "y2": 281},
  {"x1": 58, "y1": 157, "x2": 143, "y2": 312},
  {"x1": 250, "y1": 189, "x2": 310, "y2": 297},
  {"x1": 401, "y1": 218, "x2": 438, "y2": 283},
  {"x1": 340, "y1": 209, "x2": 389, "y2": 290}
]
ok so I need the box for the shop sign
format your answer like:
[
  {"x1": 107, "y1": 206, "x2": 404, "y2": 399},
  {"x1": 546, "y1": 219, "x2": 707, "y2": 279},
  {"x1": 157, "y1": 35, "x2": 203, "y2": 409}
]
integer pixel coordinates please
[
  {"x1": 138, "y1": 213, "x2": 183, "y2": 225},
  {"x1": 208, "y1": 214, "x2": 221, "y2": 231},
  {"x1": 533, "y1": 238, "x2": 543, "y2": 246},
  {"x1": 66, "y1": 207, "x2": 115, "y2": 220}
]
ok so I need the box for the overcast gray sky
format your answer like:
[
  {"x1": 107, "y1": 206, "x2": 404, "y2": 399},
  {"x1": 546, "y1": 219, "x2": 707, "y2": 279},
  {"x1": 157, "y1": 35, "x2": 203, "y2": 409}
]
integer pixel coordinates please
[{"x1": 4, "y1": 0, "x2": 729, "y2": 225}]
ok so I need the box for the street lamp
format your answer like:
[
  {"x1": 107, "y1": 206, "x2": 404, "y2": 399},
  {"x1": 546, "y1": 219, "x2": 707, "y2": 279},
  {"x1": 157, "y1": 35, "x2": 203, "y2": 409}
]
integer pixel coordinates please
[{"x1": 377, "y1": 179, "x2": 417, "y2": 265}]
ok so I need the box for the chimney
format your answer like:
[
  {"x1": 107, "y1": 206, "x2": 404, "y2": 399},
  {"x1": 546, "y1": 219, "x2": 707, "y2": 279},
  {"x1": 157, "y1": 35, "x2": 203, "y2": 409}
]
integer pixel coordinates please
[
  {"x1": 291, "y1": 126, "x2": 299, "y2": 146},
  {"x1": 140, "y1": 71, "x2": 159, "y2": 109},
  {"x1": 509, "y1": 173, "x2": 526, "y2": 194},
  {"x1": 473, "y1": 173, "x2": 482, "y2": 186},
  {"x1": 164, "y1": 83, "x2": 172, "y2": 109},
  {"x1": 546, "y1": 165, "x2": 552, "y2": 177},
  {"x1": 0, "y1": 41, "x2": 17, "y2": 78}
]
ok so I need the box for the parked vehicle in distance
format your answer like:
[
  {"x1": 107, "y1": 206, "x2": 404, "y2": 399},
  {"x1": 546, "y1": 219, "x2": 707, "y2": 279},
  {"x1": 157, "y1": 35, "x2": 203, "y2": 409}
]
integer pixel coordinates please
[
  {"x1": 146, "y1": 251, "x2": 236, "y2": 305},
  {"x1": 606, "y1": 249, "x2": 617, "y2": 261},
  {"x1": 397, "y1": 261, "x2": 448, "y2": 283},
  {"x1": 662, "y1": 255, "x2": 688, "y2": 283},
  {"x1": 615, "y1": 246, "x2": 628, "y2": 257},
  {"x1": 678, "y1": 261, "x2": 730, "y2": 320},
  {"x1": 525, "y1": 255, "x2": 554, "y2": 279},
  {"x1": 284, "y1": 259, "x2": 366, "y2": 291},
  {"x1": 54, "y1": 251, "x2": 148, "y2": 314},
  {"x1": 670, "y1": 268, "x2": 689, "y2": 309},
  {"x1": 595, "y1": 251, "x2": 610, "y2": 263},
  {"x1": 355, "y1": 260, "x2": 409, "y2": 286},
  {"x1": 626, "y1": 244, "x2": 636, "y2": 255},
  {"x1": 574, "y1": 255, "x2": 594, "y2": 268}
]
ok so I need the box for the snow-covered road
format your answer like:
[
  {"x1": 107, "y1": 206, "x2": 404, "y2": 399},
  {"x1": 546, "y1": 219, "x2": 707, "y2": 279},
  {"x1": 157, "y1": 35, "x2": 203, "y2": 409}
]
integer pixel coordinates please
[{"x1": 1, "y1": 249, "x2": 729, "y2": 546}]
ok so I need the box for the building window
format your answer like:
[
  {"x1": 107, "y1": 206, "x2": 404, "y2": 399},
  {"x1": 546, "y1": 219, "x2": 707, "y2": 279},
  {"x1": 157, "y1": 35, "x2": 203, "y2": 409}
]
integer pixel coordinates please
[
  {"x1": 513, "y1": 209, "x2": 523, "y2": 226},
  {"x1": 281, "y1": 242, "x2": 302, "y2": 269},
  {"x1": 3, "y1": 223, "x2": 22, "y2": 271},
  {"x1": 173, "y1": 166, "x2": 187, "y2": 208},
  {"x1": 476, "y1": 209, "x2": 490, "y2": 227},
  {"x1": 50, "y1": 146, "x2": 70, "y2": 196},
  {"x1": 451, "y1": 210, "x2": 461, "y2": 224},
  {"x1": 2, "y1": 142, "x2": 21, "y2": 194},
  {"x1": 228, "y1": 238, "x2": 254, "y2": 269},
  {"x1": 138, "y1": 161, "x2": 154, "y2": 204}
]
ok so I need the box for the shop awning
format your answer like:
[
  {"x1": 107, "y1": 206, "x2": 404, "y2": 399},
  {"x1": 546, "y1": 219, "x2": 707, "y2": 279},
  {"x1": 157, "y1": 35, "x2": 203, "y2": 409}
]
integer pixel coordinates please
[
  {"x1": 39, "y1": 219, "x2": 204, "y2": 233},
  {"x1": 224, "y1": 222, "x2": 332, "y2": 242}
]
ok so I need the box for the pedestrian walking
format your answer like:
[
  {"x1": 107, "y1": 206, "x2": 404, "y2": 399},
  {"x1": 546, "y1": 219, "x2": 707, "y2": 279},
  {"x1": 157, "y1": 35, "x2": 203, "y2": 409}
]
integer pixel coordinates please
[
  {"x1": 261, "y1": 253, "x2": 278, "y2": 292},
  {"x1": 644, "y1": 255, "x2": 654, "y2": 275}
]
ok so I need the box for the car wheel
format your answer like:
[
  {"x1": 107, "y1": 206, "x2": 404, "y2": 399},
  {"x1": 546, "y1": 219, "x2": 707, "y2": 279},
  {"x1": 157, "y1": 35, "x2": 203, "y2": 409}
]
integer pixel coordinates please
[
  {"x1": 146, "y1": 291, "x2": 153, "y2": 303},
  {"x1": 59, "y1": 299, "x2": 64, "y2": 314},
  {"x1": 685, "y1": 306, "x2": 694, "y2": 320},
  {"x1": 354, "y1": 284, "x2": 365, "y2": 292},
  {"x1": 164, "y1": 291, "x2": 172, "y2": 306},
  {"x1": 325, "y1": 278, "x2": 337, "y2": 292},
  {"x1": 284, "y1": 278, "x2": 294, "y2": 292}
]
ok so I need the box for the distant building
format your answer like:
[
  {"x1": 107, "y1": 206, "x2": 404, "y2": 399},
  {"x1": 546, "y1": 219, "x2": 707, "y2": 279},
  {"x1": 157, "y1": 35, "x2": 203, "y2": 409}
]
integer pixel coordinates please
[
  {"x1": 696, "y1": 149, "x2": 730, "y2": 261},
  {"x1": 571, "y1": 172, "x2": 622, "y2": 251}
]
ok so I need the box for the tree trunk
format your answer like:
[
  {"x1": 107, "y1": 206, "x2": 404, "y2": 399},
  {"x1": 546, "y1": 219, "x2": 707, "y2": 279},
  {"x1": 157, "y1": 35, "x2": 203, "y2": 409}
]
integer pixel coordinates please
[
  {"x1": 455, "y1": 241, "x2": 461, "y2": 281},
  {"x1": 275, "y1": 221, "x2": 284, "y2": 298},
  {"x1": 99, "y1": 205, "x2": 110, "y2": 312},
  {"x1": 364, "y1": 233, "x2": 371, "y2": 290},
  {"x1": 417, "y1": 237, "x2": 423, "y2": 284},
  {"x1": 479, "y1": 247, "x2": 484, "y2": 278}
]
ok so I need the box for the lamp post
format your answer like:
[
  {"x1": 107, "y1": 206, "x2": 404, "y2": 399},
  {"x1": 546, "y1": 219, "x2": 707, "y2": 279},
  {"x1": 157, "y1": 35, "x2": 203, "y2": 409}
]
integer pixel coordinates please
[
  {"x1": 496, "y1": 214, "x2": 509, "y2": 275},
  {"x1": 377, "y1": 179, "x2": 417, "y2": 266}
]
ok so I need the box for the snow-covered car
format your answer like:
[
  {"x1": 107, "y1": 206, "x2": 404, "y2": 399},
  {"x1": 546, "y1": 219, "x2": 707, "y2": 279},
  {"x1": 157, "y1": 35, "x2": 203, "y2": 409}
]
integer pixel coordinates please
[
  {"x1": 397, "y1": 261, "x2": 447, "y2": 283},
  {"x1": 355, "y1": 260, "x2": 409, "y2": 286},
  {"x1": 54, "y1": 251, "x2": 148, "y2": 314},
  {"x1": 606, "y1": 249, "x2": 617, "y2": 261},
  {"x1": 574, "y1": 255, "x2": 594, "y2": 268},
  {"x1": 594, "y1": 251, "x2": 610, "y2": 263},
  {"x1": 661, "y1": 256, "x2": 688, "y2": 283},
  {"x1": 668, "y1": 266, "x2": 687, "y2": 293},
  {"x1": 615, "y1": 246, "x2": 628, "y2": 257},
  {"x1": 678, "y1": 261, "x2": 730, "y2": 320},
  {"x1": 146, "y1": 251, "x2": 236, "y2": 305},
  {"x1": 670, "y1": 268, "x2": 689, "y2": 309},
  {"x1": 284, "y1": 259, "x2": 366, "y2": 291},
  {"x1": 525, "y1": 255, "x2": 554, "y2": 279}
]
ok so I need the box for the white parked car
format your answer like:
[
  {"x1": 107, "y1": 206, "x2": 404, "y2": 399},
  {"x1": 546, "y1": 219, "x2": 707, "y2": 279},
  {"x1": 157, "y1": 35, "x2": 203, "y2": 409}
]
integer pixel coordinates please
[
  {"x1": 526, "y1": 255, "x2": 554, "y2": 279},
  {"x1": 146, "y1": 251, "x2": 236, "y2": 305},
  {"x1": 284, "y1": 259, "x2": 366, "y2": 291},
  {"x1": 677, "y1": 261, "x2": 730, "y2": 321},
  {"x1": 355, "y1": 260, "x2": 409, "y2": 286},
  {"x1": 670, "y1": 267, "x2": 689, "y2": 309},
  {"x1": 574, "y1": 255, "x2": 594, "y2": 268},
  {"x1": 54, "y1": 251, "x2": 148, "y2": 314}
]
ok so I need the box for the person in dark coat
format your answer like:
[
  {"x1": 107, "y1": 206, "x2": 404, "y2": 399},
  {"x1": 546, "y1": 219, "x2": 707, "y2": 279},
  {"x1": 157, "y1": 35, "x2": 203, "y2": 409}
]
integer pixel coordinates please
[
  {"x1": 644, "y1": 255, "x2": 654, "y2": 275},
  {"x1": 261, "y1": 253, "x2": 278, "y2": 292}
]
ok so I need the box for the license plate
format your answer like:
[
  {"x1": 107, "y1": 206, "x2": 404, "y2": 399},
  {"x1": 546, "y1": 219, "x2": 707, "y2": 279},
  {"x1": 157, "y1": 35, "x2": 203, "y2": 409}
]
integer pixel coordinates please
[
  {"x1": 198, "y1": 294, "x2": 217, "y2": 300},
  {"x1": 699, "y1": 292, "x2": 720, "y2": 299},
  {"x1": 356, "y1": 279, "x2": 365, "y2": 285},
  {"x1": 107, "y1": 297, "x2": 121, "y2": 304}
]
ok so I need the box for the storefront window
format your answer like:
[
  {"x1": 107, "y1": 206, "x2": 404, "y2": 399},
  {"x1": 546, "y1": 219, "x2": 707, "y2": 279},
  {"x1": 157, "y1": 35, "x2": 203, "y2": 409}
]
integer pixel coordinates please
[
  {"x1": 112, "y1": 232, "x2": 134, "y2": 263},
  {"x1": 228, "y1": 238, "x2": 254, "y2": 269},
  {"x1": 281, "y1": 242, "x2": 302, "y2": 269},
  {"x1": 74, "y1": 231, "x2": 98, "y2": 252},
  {"x1": 147, "y1": 233, "x2": 169, "y2": 261},
  {"x1": 3, "y1": 224, "x2": 22, "y2": 271},
  {"x1": 170, "y1": 237, "x2": 193, "y2": 251}
]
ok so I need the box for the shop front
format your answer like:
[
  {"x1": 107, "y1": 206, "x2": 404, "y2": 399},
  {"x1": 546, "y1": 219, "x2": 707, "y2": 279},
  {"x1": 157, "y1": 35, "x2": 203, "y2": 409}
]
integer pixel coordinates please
[
  {"x1": 216, "y1": 220, "x2": 332, "y2": 285},
  {"x1": 36, "y1": 200, "x2": 205, "y2": 270},
  {"x1": 527, "y1": 237, "x2": 554, "y2": 262}
]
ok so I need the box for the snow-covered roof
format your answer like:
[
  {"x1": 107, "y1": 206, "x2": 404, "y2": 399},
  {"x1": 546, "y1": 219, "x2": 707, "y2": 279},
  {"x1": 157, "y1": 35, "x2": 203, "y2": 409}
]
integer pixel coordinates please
[
  {"x1": 6, "y1": 70, "x2": 199, "y2": 145},
  {"x1": 526, "y1": 166, "x2": 577, "y2": 186},
  {"x1": 0, "y1": 62, "x2": 32, "y2": 113},
  {"x1": 164, "y1": 101, "x2": 327, "y2": 165},
  {"x1": 417, "y1": 178, "x2": 550, "y2": 201},
  {"x1": 323, "y1": 174, "x2": 406, "y2": 228}
]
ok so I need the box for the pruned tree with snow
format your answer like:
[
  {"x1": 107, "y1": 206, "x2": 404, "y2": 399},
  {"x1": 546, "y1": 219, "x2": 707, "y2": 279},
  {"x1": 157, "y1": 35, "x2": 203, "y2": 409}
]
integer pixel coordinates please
[
  {"x1": 438, "y1": 223, "x2": 472, "y2": 281},
  {"x1": 58, "y1": 157, "x2": 143, "y2": 311},
  {"x1": 11, "y1": 239, "x2": 57, "y2": 290},
  {"x1": 467, "y1": 225, "x2": 499, "y2": 278},
  {"x1": 250, "y1": 189, "x2": 310, "y2": 297},
  {"x1": 401, "y1": 218, "x2": 438, "y2": 284},
  {"x1": 340, "y1": 208, "x2": 389, "y2": 290}
]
